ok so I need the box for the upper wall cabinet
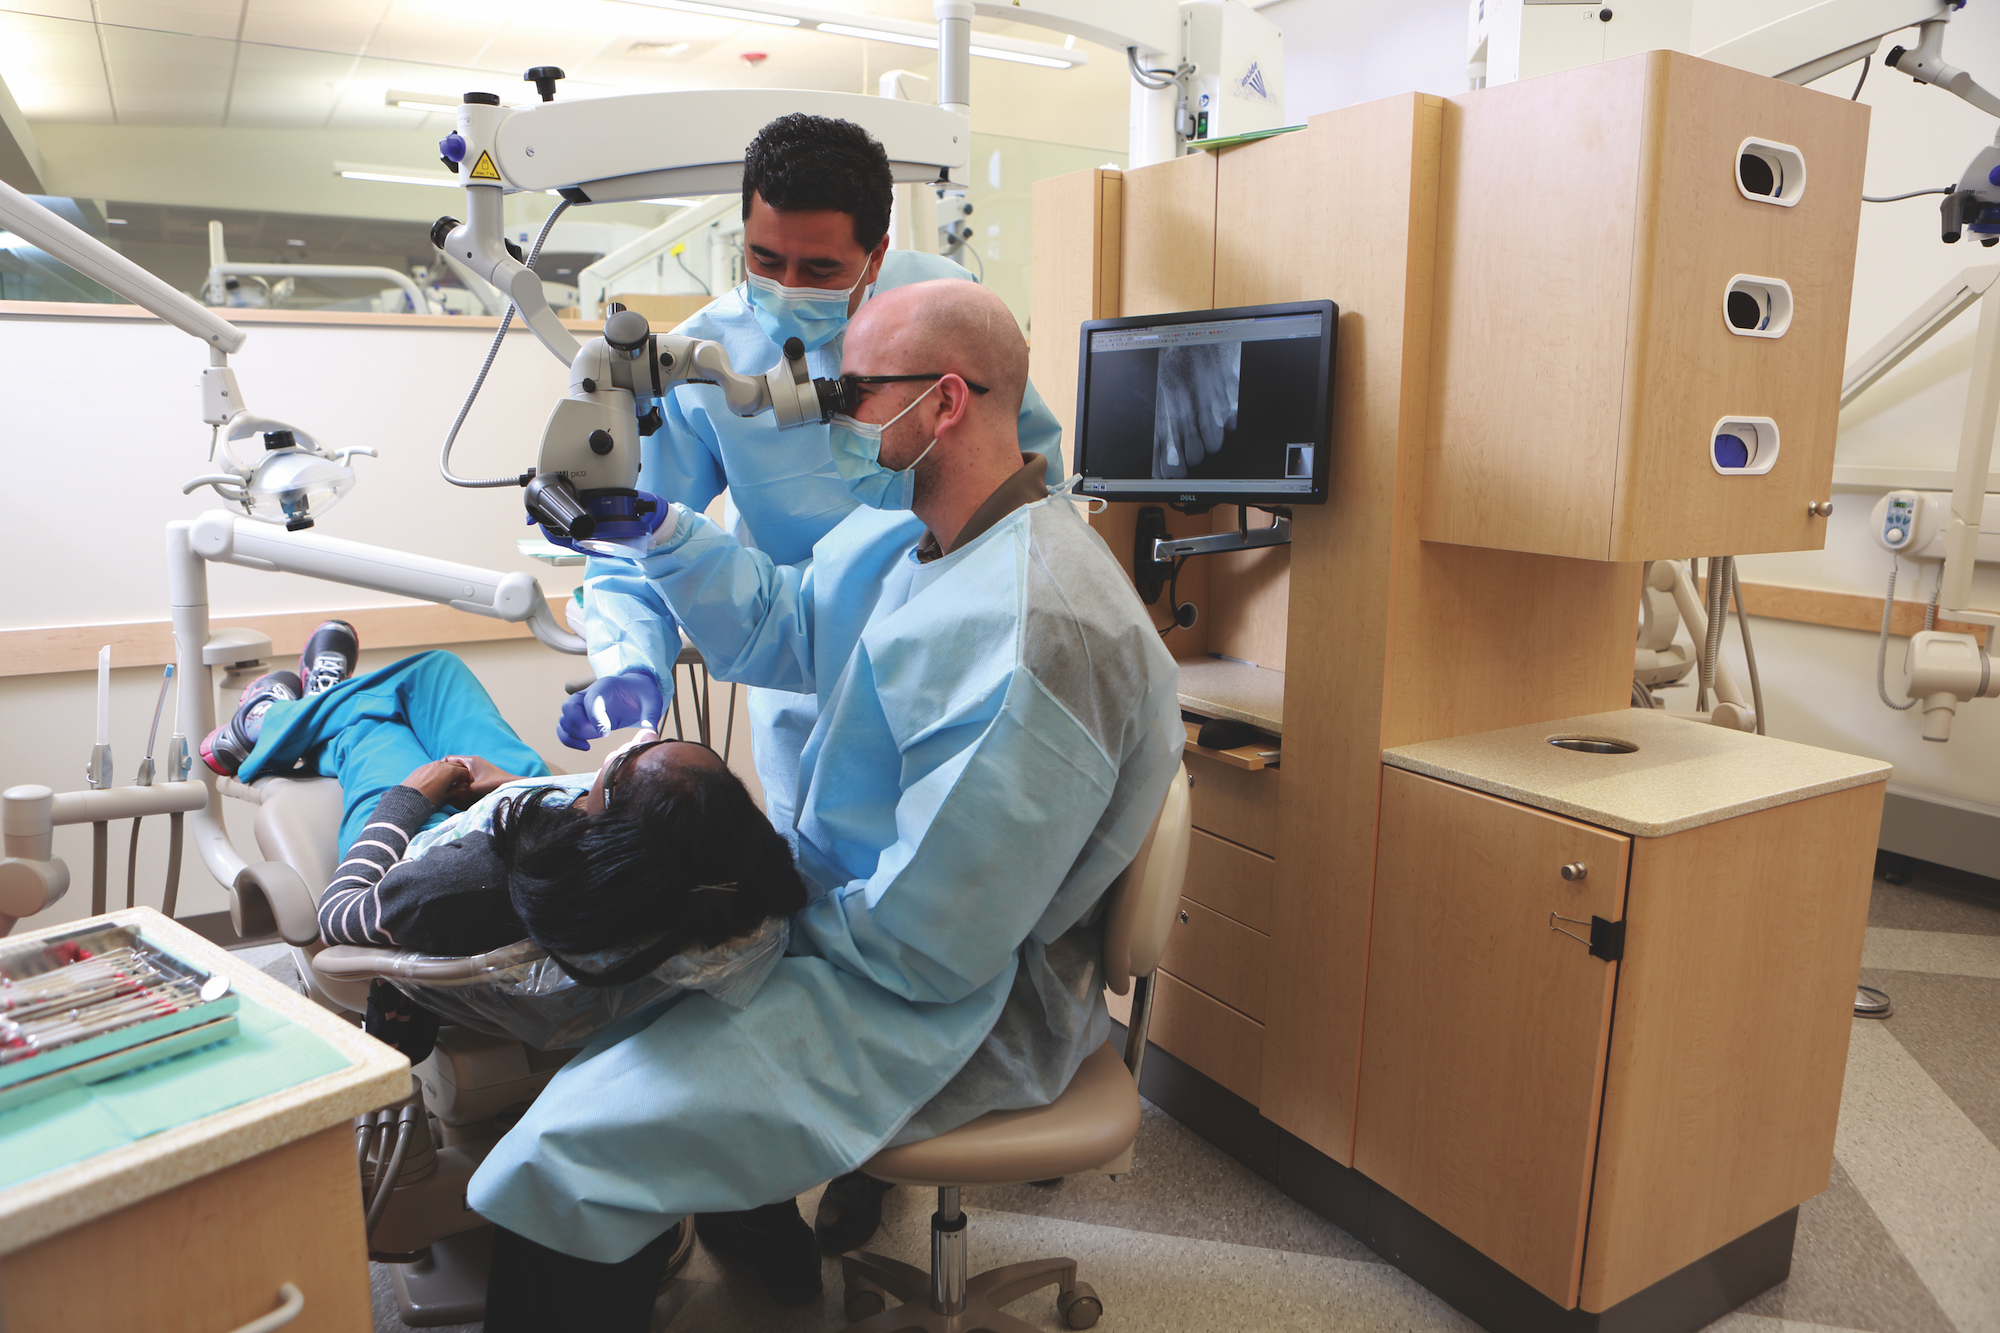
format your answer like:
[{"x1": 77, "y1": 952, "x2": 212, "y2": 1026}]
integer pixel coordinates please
[{"x1": 1421, "y1": 52, "x2": 1868, "y2": 562}]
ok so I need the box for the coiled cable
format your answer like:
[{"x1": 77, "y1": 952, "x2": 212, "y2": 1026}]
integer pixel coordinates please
[
  {"x1": 1878, "y1": 558, "x2": 1920, "y2": 710},
  {"x1": 440, "y1": 200, "x2": 572, "y2": 488}
]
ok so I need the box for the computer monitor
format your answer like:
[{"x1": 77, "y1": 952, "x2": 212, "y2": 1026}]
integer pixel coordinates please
[{"x1": 1072, "y1": 299, "x2": 1337, "y2": 506}]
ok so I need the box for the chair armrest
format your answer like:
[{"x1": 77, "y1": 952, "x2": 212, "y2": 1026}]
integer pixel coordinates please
[
  {"x1": 314, "y1": 939, "x2": 547, "y2": 986},
  {"x1": 232, "y1": 861, "x2": 320, "y2": 946}
]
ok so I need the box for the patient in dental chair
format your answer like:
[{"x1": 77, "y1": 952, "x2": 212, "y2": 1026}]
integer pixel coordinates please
[{"x1": 204, "y1": 623, "x2": 806, "y2": 1059}]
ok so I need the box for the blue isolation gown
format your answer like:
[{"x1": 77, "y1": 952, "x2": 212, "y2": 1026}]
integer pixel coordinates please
[
  {"x1": 468, "y1": 489, "x2": 1183, "y2": 1262},
  {"x1": 578, "y1": 249, "x2": 1065, "y2": 835}
]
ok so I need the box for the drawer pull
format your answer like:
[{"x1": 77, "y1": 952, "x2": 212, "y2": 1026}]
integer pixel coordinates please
[
  {"x1": 1178, "y1": 910, "x2": 1190, "y2": 924},
  {"x1": 1560, "y1": 862, "x2": 1587, "y2": 881},
  {"x1": 224, "y1": 1284, "x2": 303, "y2": 1333}
]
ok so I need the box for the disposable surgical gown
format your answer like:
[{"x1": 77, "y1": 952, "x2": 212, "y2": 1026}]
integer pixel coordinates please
[
  {"x1": 468, "y1": 486, "x2": 1183, "y2": 1263},
  {"x1": 579, "y1": 250, "x2": 1066, "y2": 836}
]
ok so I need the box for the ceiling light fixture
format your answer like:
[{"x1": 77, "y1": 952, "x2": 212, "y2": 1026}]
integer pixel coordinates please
[
  {"x1": 386, "y1": 89, "x2": 459, "y2": 112},
  {"x1": 339, "y1": 169, "x2": 459, "y2": 189},
  {"x1": 634, "y1": 0, "x2": 800, "y2": 26}
]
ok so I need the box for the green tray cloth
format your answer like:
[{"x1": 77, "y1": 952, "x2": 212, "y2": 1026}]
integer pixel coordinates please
[{"x1": 0, "y1": 994, "x2": 349, "y2": 1191}]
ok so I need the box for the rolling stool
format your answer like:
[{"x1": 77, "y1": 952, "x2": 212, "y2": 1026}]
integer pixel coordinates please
[{"x1": 838, "y1": 763, "x2": 1192, "y2": 1332}]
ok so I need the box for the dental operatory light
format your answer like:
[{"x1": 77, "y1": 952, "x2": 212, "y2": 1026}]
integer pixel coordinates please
[{"x1": 183, "y1": 428, "x2": 375, "y2": 532}]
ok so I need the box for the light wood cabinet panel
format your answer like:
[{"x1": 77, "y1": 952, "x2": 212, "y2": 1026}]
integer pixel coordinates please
[
  {"x1": 1119, "y1": 151, "x2": 1216, "y2": 319},
  {"x1": 1354, "y1": 768, "x2": 1632, "y2": 1308},
  {"x1": 1184, "y1": 827, "x2": 1274, "y2": 933},
  {"x1": 1423, "y1": 51, "x2": 1868, "y2": 560},
  {"x1": 1186, "y1": 752, "x2": 1279, "y2": 854},
  {"x1": 0, "y1": 1125, "x2": 373, "y2": 1333},
  {"x1": 1149, "y1": 968, "x2": 1263, "y2": 1106},
  {"x1": 1579, "y1": 780, "x2": 1884, "y2": 1310},
  {"x1": 1159, "y1": 897, "x2": 1269, "y2": 1022}
]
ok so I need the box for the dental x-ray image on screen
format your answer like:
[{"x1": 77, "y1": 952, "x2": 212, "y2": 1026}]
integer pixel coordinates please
[{"x1": 1073, "y1": 300, "x2": 1336, "y2": 505}]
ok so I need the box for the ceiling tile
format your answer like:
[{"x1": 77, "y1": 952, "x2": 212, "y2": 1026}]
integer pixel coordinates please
[
  {"x1": 0, "y1": 0, "x2": 99, "y2": 21},
  {"x1": 240, "y1": 0, "x2": 392, "y2": 57},
  {"x1": 0, "y1": 11, "x2": 111, "y2": 118},
  {"x1": 93, "y1": 0, "x2": 246, "y2": 42}
]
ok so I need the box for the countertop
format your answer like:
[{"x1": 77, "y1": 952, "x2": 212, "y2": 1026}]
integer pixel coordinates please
[
  {"x1": 1177, "y1": 657, "x2": 1284, "y2": 736},
  {"x1": 0, "y1": 907, "x2": 408, "y2": 1255},
  {"x1": 1382, "y1": 710, "x2": 1892, "y2": 837}
]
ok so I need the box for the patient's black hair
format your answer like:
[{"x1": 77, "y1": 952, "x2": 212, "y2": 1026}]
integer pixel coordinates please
[
  {"x1": 490, "y1": 756, "x2": 806, "y2": 987},
  {"x1": 742, "y1": 113, "x2": 893, "y2": 253}
]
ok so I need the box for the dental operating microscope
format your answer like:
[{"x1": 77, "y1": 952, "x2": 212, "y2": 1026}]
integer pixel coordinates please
[{"x1": 425, "y1": 68, "x2": 971, "y2": 553}]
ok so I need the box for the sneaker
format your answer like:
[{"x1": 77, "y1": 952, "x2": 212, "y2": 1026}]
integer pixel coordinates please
[
  {"x1": 298, "y1": 620, "x2": 359, "y2": 696},
  {"x1": 199, "y1": 670, "x2": 301, "y2": 776},
  {"x1": 694, "y1": 1199, "x2": 823, "y2": 1306},
  {"x1": 814, "y1": 1170, "x2": 893, "y2": 1254}
]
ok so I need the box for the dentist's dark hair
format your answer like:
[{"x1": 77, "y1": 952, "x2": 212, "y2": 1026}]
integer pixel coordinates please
[
  {"x1": 743, "y1": 113, "x2": 894, "y2": 252},
  {"x1": 491, "y1": 759, "x2": 806, "y2": 986}
]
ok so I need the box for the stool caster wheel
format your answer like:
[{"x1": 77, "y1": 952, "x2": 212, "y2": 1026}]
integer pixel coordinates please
[
  {"x1": 1057, "y1": 1281, "x2": 1102, "y2": 1329},
  {"x1": 844, "y1": 1273, "x2": 887, "y2": 1321}
]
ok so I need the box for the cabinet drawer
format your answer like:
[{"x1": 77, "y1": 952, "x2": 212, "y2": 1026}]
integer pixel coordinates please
[
  {"x1": 1160, "y1": 897, "x2": 1269, "y2": 1021},
  {"x1": 1185, "y1": 752, "x2": 1278, "y2": 854},
  {"x1": 1149, "y1": 968, "x2": 1263, "y2": 1107},
  {"x1": 1185, "y1": 828, "x2": 1273, "y2": 932}
]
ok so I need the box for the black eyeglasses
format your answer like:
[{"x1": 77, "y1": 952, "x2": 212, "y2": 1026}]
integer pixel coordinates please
[{"x1": 821, "y1": 372, "x2": 990, "y2": 417}]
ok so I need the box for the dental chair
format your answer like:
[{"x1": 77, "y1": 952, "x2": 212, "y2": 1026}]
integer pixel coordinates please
[
  {"x1": 837, "y1": 762, "x2": 1193, "y2": 1333},
  {"x1": 225, "y1": 771, "x2": 697, "y2": 1327}
]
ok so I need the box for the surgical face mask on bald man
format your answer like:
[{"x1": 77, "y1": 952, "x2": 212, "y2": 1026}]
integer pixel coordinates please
[{"x1": 828, "y1": 379, "x2": 942, "y2": 511}]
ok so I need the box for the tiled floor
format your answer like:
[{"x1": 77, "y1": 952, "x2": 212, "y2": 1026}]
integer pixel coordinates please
[{"x1": 251, "y1": 865, "x2": 1997, "y2": 1333}]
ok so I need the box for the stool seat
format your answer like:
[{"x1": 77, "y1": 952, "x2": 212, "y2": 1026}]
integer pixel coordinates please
[{"x1": 863, "y1": 1043, "x2": 1139, "y2": 1188}]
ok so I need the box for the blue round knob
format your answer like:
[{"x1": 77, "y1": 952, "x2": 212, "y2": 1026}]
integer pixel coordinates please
[{"x1": 440, "y1": 133, "x2": 466, "y2": 163}]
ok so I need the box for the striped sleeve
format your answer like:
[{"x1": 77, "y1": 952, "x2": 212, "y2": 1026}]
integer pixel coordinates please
[{"x1": 317, "y1": 786, "x2": 438, "y2": 947}]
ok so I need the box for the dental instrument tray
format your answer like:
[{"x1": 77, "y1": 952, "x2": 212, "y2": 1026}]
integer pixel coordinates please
[{"x1": 0, "y1": 924, "x2": 238, "y2": 1112}]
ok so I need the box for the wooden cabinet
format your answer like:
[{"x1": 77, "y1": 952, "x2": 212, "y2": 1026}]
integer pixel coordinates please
[
  {"x1": 1354, "y1": 767, "x2": 1881, "y2": 1311},
  {"x1": 0, "y1": 1125, "x2": 374, "y2": 1333},
  {"x1": 1422, "y1": 51, "x2": 1868, "y2": 561},
  {"x1": 1147, "y1": 754, "x2": 1280, "y2": 1103},
  {"x1": 1354, "y1": 770, "x2": 1630, "y2": 1308}
]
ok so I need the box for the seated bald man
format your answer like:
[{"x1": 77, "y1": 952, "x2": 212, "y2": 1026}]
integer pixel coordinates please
[{"x1": 465, "y1": 279, "x2": 1185, "y2": 1330}]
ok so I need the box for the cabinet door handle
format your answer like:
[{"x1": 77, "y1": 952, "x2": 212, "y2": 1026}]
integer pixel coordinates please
[
  {"x1": 1560, "y1": 862, "x2": 1587, "y2": 881},
  {"x1": 1809, "y1": 500, "x2": 1834, "y2": 517},
  {"x1": 1178, "y1": 910, "x2": 1190, "y2": 924},
  {"x1": 222, "y1": 1285, "x2": 304, "y2": 1333}
]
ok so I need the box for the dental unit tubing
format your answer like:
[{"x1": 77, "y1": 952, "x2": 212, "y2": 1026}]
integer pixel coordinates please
[
  {"x1": 187, "y1": 511, "x2": 583, "y2": 653},
  {"x1": 0, "y1": 781, "x2": 205, "y2": 918},
  {"x1": 1666, "y1": 560, "x2": 1755, "y2": 729}
]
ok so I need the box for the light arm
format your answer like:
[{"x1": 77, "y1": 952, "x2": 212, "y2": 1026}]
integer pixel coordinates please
[{"x1": 0, "y1": 177, "x2": 243, "y2": 354}]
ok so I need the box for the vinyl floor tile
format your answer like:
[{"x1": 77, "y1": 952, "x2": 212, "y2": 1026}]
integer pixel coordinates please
[
  {"x1": 964, "y1": 1102, "x2": 1380, "y2": 1265},
  {"x1": 1860, "y1": 927, "x2": 2000, "y2": 978},
  {"x1": 749, "y1": 1205, "x2": 1481, "y2": 1333},
  {"x1": 1867, "y1": 876, "x2": 2000, "y2": 936},
  {"x1": 1861, "y1": 968, "x2": 2000, "y2": 1151},
  {"x1": 1737, "y1": 1158, "x2": 1956, "y2": 1333},
  {"x1": 1832, "y1": 1020, "x2": 2000, "y2": 1333}
]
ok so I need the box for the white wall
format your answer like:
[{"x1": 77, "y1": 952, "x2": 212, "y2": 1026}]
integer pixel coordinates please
[{"x1": 1260, "y1": 0, "x2": 1471, "y2": 120}]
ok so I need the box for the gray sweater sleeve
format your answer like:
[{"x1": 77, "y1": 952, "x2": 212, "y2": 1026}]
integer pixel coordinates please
[{"x1": 316, "y1": 787, "x2": 527, "y2": 955}]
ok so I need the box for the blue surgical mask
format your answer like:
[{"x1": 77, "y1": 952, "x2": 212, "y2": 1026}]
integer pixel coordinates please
[
  {"x1": 829, "y1": 381, "x2": 940, "y2": 510},
  {"x1": 743, "y1": 267, "x2": 869, "y2": 352}
]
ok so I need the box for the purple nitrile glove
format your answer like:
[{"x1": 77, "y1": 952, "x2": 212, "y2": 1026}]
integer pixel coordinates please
[{"x1": 556, "y1": 669, "x2": 664, "y2": 751}]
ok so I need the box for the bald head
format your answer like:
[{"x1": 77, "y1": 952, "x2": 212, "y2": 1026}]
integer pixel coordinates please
[{"x1": 847, "y1": 279, "x2": 1028, "y2": 422}]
